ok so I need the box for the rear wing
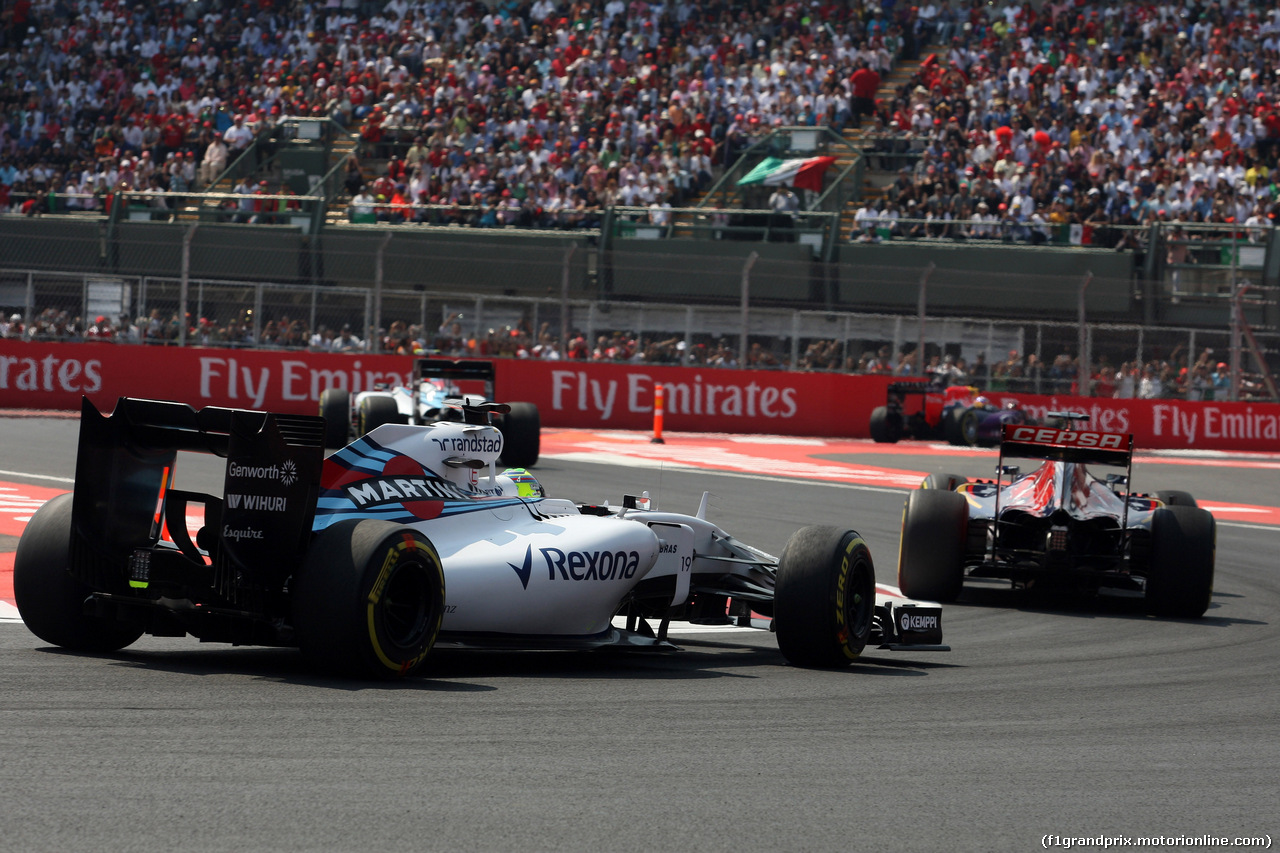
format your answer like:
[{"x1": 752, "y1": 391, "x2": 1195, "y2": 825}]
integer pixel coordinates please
[
  {"x1": 71, "y1": 396, "x2": 325, "y2": 601},
  {"x1": 1000, "y1": 424, "x2": 1134, "y2": 467},
  {"x1": 414, "y1": 358, "x2": 495, "y2": 395}
]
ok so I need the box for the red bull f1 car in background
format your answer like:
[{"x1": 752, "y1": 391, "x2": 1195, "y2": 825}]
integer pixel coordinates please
[
  {"x1": 318, "y1": 358, "x2": 540, "y2": 468},
  {"x1": 896, "y1": 416, "x2": 1216, "y2": 617},
  {"x1": 14, "y1": 397, "x2": 948, "y2": 680},
  {"x1": 869, "y1": 381, "x2": 1037, "y2": 446}
]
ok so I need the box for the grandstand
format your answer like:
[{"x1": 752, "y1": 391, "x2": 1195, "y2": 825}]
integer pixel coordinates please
[{"x1": 2, "y1": 0, "x2": 1279, "y2": 400}]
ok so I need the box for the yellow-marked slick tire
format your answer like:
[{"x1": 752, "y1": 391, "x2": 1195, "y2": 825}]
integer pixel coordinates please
[
  {"x1": 774, "y1": 526, "x2": 875, "y2": 668},
  {"x1": 897, "y1": 489, "x2": 968, "y2": 602},
  {"x1": 357, "y1": 395, "x2": 402, "y2": 436},
  {"x1": 14, "y1": 493, "x2": 144, "y2": 652},
  {"x1": 294, "y1": 520, "x2": 445, "y2": 679}
]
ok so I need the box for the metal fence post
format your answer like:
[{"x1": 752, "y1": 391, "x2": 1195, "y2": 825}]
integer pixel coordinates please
[
  {"x1": 1078, "y1": 271, "x2": 1093, "y2": 396},
  {"x1": 179, "y1": 222, "x2": 198, "y2": 347},
  {"x1": 561, "y1": 244, "x2": 575, "y2": 347},
  {"x1": 917, "y1": 262, "x2": 935, "y2": 374},
  {"x1": 372, "y1": 232, "x2": 392, "y2": 353},
  {"x1": 740, "y1": 251, "x2": 758, "y2": 366}
]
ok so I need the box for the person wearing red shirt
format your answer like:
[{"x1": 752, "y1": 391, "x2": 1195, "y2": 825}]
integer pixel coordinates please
[{"x1": 850, "y1": 60, "x2": 880, "y2": 127}]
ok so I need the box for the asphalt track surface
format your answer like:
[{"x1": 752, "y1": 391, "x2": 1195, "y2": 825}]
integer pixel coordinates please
[{"x1": 2, "y1": 418, "x2": 1278, "y2": 853}]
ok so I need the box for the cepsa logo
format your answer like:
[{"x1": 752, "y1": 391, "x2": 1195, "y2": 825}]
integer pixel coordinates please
[{"x1": 1007, "y1": 427, "x2": 1128, "y2": 448}]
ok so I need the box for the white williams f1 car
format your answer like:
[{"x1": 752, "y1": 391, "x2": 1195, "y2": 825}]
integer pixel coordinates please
[
  {"x1": 318, "y1": 358, "x2": 540, "y2": 468},
  {"x1": 897, "y1": 418, "x2": 1216, "y2": 617},
  {"x1": 14, "y1": 397, "x2": 947, "y2": 679}
]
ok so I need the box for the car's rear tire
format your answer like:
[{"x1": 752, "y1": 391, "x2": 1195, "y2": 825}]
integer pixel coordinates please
[
  {"x1": 869, "y1": 406, "x2": 901, "y2": 443},
  {"x1": 958, "y1": 407, "x2": 983, "y2": 446},
  {"x1": 357, "y1": 395, "x2": 402, "y2": 436},
  {"x1": 921, "y1": 472, "x2": 969, "y2": 491},
  {"x1": 14, "y1": 493, "x2": 144, "y2": 652},
  {"x1": 1154, "y1": 490, "x2": 1198, "y2": 508},
  {"x1": 897, "y1": 489, "x2": 968, "y2": 602},
  {"x1": 1144, "y1": 505, "x2": 1215, "y2": 618},
  {"x1": 293, "y1": 520, "x2": 446, "y2": 678},
  {"x1": 319, "y1": 388, "x2": 350, "y2": 448},
  {"x1": 499, "y1": 402, "x2": 541, "y2": 468},
  {"x1": 942, "y1": 407, "x2": 965, "y2": 445},
  {"x1": 774, "y1": 526, "x2": 875, "y2": 667}
]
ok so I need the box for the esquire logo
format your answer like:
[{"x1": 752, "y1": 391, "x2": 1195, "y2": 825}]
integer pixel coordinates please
[
  {"x1": 345, "y1": 475, "x2": 470, "y2": 508},
  {"x1": 225, "y1": 494, "x2": 287, "y2": 511},
  {"x1": 228, "y1": 458, "x2": 299, "y2": 487}
]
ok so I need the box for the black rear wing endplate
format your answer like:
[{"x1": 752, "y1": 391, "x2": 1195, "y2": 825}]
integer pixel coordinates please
[{"x1": 71, "y1": 397, "x2": 325, "y2": 598}]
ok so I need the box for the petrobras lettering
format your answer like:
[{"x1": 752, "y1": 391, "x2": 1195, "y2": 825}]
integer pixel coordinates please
[
  {"x1": 225, "y1": 494, "x2": 287, "y2": 511},
  {"x1": 900, "y1": 611, "x2": 939, "y2": 632},
  {"x1": 658, "y1": 541, "x2": 679, "y2": 553},
  {"x1": 429, "y1": 433, "x2": 503, "y2": 455},
  {"x1": 539, "y1": 547, "x2": 641, "y2": 581},
  {"x1": 0, "y1": 352, "x2": 102, "y2": 394},
  {"x1": 345, "y1": 475, "x2": 468, "y2": 507},
  {"x1": 548, "y1": 370, "x2": 799, "y2": 421},
  {"x1": 222, "y1": 524, "x2": 264, "y2": 541}
]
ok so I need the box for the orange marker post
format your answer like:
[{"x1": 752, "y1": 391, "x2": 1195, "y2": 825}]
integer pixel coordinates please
[{"x1": 651, "y1": 383, "x2": 665, "y2": 444}]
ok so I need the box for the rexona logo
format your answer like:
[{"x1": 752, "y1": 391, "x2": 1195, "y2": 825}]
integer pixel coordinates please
[
  {"x1": 225, "y1": 494, "x2": 287, "y2": 511},
  {"x1": 345, "y1": 475, "x2": 469, "y2": 508},
  {"x1": 900, "y1": 611, "x2": 939, "y2": 632},
  {"x1": 228, "y1": 458, "x2": 299, "y2": 486},
  {"x1": 541, "y1": 547, "x2": 641, "y2": 582},
  {"x1": 507, "y1": 545, "x2": 643, "y2": 587}
]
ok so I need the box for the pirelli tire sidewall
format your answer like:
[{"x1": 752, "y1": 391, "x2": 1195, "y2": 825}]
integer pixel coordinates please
[
  {"x1": 774, "y1": 526, "x2": 875, "y2": 668},
  {"x1": 294, "y1": 520, "x2": 445, "y2": 679}
]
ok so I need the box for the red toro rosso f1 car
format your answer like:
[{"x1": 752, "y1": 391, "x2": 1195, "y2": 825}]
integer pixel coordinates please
[
  {"x1": 14, "y1": 397, "x2": 948, "y2": 679},
  {"x1": 896, "y1": 417, "x2": 1216, "y2": 617}
]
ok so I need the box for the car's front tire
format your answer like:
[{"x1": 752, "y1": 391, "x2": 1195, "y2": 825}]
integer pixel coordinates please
[
  {"x1": 357, "y1": 395, "x2": 402, "y2": 436},
  {"x1": 1144, "y1": 505, "x2": 1215, "y2": 618},
  {"x1": 319, "y1": 388, "x2": 350, "y2": 448},
  {"x1": 774, "y1": 526, "x2": 875, "y2": 667},
  {"x1": 293, "y1": 520, "x2": 446, "y2": 678},
  {"x1": 869, "y1": 406, "x2": 901, "y2": 443},
  {"x1": 14, "y1": 493, "x2": 144, "y2": 651},
  {"x1": 897, "y1": 489, "x2": 968, "y2": 602}
]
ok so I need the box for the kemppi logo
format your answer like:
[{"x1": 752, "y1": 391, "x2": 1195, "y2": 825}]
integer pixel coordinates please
[{"x1": 900, "y1": 611, "x2": 939, "y2": 632}]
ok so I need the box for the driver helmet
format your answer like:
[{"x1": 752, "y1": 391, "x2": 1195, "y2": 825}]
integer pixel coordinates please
[
  {"x1": 973, "y1": 395, "x2": 990, "y2": 408},
  {"x1": 501, "y1": 468, "x2": 544, "y2": 498}
]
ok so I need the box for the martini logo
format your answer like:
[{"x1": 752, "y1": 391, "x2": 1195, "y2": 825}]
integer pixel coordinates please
[{"x1": 345, "y1": 475, "x2": 469, "y2": 508}]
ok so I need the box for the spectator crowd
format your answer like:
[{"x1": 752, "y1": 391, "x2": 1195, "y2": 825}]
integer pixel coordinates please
[{"x1": 2, "y1": 0, "x2": 1278, "y2": 239}]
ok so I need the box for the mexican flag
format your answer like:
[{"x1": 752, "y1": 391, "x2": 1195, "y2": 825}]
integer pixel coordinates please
[{"x1": 737, "y1": 156, "x2": 837, "y2": 193}]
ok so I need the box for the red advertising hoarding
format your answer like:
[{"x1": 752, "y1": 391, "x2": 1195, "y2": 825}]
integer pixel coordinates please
[{"x1": 1, "y1": 341, "x2": 1277, "y2": 452}]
